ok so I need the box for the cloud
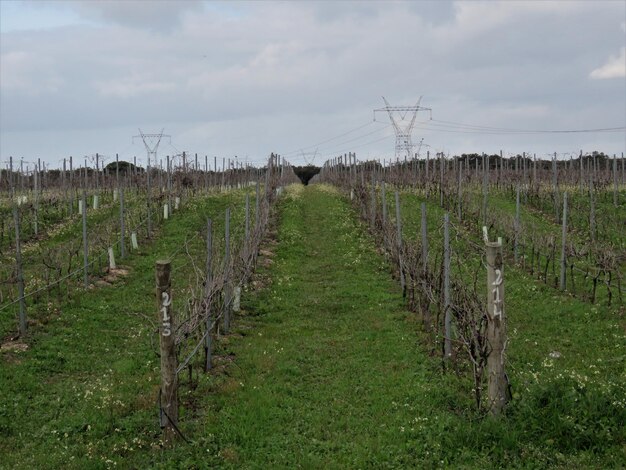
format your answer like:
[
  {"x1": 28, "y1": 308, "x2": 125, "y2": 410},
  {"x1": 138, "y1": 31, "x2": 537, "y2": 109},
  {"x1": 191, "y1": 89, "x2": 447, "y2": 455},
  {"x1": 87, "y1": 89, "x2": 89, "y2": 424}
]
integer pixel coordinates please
[
  {"x1": 0, "y1": 50, "x2": 64, "y2": 94},
  {"x1": 57, "y1": 0, "x2": 202, "y2": 31},
  {"x1": 1, "y1": 0, "x2": 625, "y2": 163},
  {"x1": 94, "y1": 73, "x2": 176, "y2": 98},
  {"x1": 590, "y1": 47, "x2": 626, "y2": 79}
]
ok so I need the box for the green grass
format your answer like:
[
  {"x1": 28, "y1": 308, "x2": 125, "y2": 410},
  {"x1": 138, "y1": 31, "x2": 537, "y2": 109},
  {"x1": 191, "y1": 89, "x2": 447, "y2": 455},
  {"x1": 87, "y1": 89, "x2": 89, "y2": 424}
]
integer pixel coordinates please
[
  {"x1": 0, "y1": 188, "x2": 224, "y2": 337},
  {"x1": 1, "y1": 183, "x2": 624, "y2": 468},
  {"x1": 0, "y1": 188, "x2": 253, "y2": 469}
]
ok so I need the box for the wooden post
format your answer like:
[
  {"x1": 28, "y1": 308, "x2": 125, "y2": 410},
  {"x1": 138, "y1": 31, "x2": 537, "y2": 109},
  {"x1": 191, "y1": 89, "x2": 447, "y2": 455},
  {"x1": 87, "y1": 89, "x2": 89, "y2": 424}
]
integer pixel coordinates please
[
  {"x1": 579, "y1": 151, "x2": 584, "y2": 193},
  {"x1": 533, "y1": 154, "x2": 537, "y2": 190},
  {"x1": 482, "y1": 153, "x2": 488, "y2": 225},
  {"x1": 553, "y1": 153, "x2": 559, "y2": 222},
  {"x1": 394, "y1": 192, "x2": 405, "y2": 295},
  {"x1": 147, "y1": 157, "x2": 152, "y2": 236},
  {"x1": 514, "y1": 185, "x2": 520, "y2": 263},
  {"x1": 370, "y1": 175, "x2": 376, "y2": 227},
  {"x1": 156, "y1": 261, "x2": 178, "y2": 445},
  {"x1": 457, "y1": 159, "x2": 462, "y2": 221},
  {"x1": 167, "y1": 155, "x2": 172, "y2": 213},
  {"x1": 34, "y1": 160, "x2": 39, "y2": 236},
  {"x1": 63, "y1": 158, "x2": 68, "y2": 214},
  {"x1": 204, "y1": 219, "x2": 213, "y2": 372},
  {"x1": 443, "y1": 213, "x2": 451, "y2": 359},
  {"x1": 224, "y1": 208, "x2": 231, "y2": 334},
  {"x1": 205, "y1": 155, "x2": 209, "y2": 191},
  {"x1": 245, "y1": 193, "x2": 250, "y2": 240},
  {"x1": 82, "y1": 190, "x2": 89, "y2": 289},
  {"x1": 95, "y1": 153, "x2": 100, "y2": 192},
  {"x1": 255, "y1": 181, "x2": 260, "y2": 228},
  {"x1": 425, "y1": 151, "x2": 430, "y2": 193},
  {"x1": 559, "y1": 192, "x2": 568, "y2": 291},
  {"x1": 69, "y1": 156, "x2": 74, "y2": 215},
  {"x1": 381, "y1": 181, "x2": 387, "y2": 225},
  {"x1": 522, "y1": 152, "x2": 527, "y2": 192},
  {"x1": 589, "y1": 170, "x2": 596, "y2": 242},
  {"x1": 613, "y1": 154, "x2": 618, "y2": 207},
  {"x1": 439, "y1": 152, "x2": 444, "y2": 208},
  {"x1": 421, "y1": 203, "x2": 428, "y2": 273},
  {"x1": 119, "y1": 188, "x2": 125, "y2": 259},
  {"x1": 13, "y1": 204, "x2": 27, "y2": 336},
  {"x1": 483, "y1": 227, "x2": 508, "y2": 415}
]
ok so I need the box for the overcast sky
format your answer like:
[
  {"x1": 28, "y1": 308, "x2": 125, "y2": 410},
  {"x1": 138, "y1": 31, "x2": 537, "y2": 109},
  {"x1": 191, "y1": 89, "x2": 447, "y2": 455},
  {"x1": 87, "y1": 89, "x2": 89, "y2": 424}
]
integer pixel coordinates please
[{"x1": 1, "y1": 0, "x2": 625, "y2": 169}]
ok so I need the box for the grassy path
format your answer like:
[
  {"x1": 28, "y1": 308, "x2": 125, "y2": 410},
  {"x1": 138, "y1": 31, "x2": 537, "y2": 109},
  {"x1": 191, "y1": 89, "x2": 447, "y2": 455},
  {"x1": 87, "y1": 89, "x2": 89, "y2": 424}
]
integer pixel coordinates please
[
  {"x1": 204, "y1": 184, "x2": 438, "y2": 467},
  {"x1": 201, "y1": 184, "x2": 623, "y2": 469}
]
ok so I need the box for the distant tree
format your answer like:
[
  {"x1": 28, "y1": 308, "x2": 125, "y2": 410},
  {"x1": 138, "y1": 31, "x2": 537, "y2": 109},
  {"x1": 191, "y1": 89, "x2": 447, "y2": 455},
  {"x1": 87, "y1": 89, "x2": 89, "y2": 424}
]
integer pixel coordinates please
[
  {"x1": 293, "y1": 165, "x2": 321, "y2": 185},
  {"x1": 104, "y1": 160, "x2": 143, "y2": 174}
]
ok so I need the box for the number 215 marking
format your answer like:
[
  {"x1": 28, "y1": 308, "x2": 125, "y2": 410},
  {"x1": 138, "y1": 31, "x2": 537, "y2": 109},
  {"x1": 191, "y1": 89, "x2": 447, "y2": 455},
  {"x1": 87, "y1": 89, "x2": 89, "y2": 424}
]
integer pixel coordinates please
[{"x1": 161, "y1": 292, "x2": 171, "y2": 336}]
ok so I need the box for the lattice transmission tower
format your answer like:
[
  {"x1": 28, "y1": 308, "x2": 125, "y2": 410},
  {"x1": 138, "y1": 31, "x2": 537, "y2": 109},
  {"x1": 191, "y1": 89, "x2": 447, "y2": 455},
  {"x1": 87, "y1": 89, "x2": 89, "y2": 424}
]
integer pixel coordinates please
[
  {"x1": 300, "y1": 148, "x2": 319, "y2": 166},
  {"x1": 374, "y1": 97, "x2": 432, "y2": 159},
  {"x1": 132, "y1": 128, "x2": 171, "y2": 166}
]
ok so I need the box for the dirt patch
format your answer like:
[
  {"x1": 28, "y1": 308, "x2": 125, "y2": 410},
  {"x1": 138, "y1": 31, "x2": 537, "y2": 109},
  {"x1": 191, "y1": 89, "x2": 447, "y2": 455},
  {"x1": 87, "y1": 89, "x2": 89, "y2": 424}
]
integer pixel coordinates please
[
  {"x1": 220, "y1": 447, "x2": 239, "y2": 463},
  {"x1": 259, "y1": 249, "x2": 275, "y2": 258},
  {"x1": 104, "y1": 267, "x2": 130, "y2": 283},
  {"x1": 217, "y1": 377, "x2": 242, "y2": 394},
  {"x1": 209, "y1": 353, "x2": 237, "y2": 376},
  {"x1": 1, "y1": 340, "x2": 29, "y2": 353}
]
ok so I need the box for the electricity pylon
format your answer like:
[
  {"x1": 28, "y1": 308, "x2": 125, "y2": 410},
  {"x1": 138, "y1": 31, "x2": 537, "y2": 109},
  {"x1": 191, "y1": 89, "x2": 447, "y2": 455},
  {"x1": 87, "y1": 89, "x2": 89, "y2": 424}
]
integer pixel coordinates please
[
  {"x1": 300, "y1": 148, "x2": 318, "y2": 166},
  {"x1": 374, "y1": 97, "x2": 432, "y2": 159},
  {"x1": 132, "y1": 128, "x2": 171, "y2": 166}
]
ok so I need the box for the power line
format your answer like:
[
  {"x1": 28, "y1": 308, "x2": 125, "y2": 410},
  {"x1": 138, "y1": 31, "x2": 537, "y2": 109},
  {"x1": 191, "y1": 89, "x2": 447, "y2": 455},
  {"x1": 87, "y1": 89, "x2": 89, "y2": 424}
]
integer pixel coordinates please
[
  {"x1": 281, "y1": 121, "x2": 383, "y2": 157},
  {"x1": 281, "y1": 123, "x2": 393, "y2": 163},
  {"x1": 427, "y1": 119, "x2": 626, "y2": 135},
  {"x1": 317, "y1": 133, "x2": 394, "y2": 160}
]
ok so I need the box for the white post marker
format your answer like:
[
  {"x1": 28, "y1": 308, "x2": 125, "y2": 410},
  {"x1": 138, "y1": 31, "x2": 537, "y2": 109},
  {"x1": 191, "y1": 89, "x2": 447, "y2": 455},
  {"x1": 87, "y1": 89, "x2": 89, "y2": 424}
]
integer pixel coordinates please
[
  {"x1": 233, "y1": 286, "x2": 241, "y2": 312},
  {"x1": 108, "y1": 247, "x2": 116, "y2": 270},
  {"x1": 131, "y1": 232, "x2": 139, "y2": 250}
]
